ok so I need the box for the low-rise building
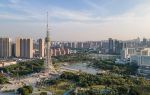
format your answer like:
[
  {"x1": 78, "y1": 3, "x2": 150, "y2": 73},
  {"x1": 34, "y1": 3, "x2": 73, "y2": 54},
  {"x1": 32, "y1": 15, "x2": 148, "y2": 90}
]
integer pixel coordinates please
[
  {"x1": 130, "y1": 55, "x2": 150, "y2": 78},
  {"x1": 51, "y1": 48, "x2": 70, "y2": 56},
  {"x1": 121, "y1": 47, "x2": 150, "y2": 59},
  {"x1": 0, "y1": 60, "x2": 17, "y2": 67}
]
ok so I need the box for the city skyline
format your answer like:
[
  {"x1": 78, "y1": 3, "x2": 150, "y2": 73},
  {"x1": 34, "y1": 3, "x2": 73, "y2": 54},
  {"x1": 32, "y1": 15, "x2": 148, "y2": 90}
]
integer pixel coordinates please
[{"x1": 1, "y1": 0, "x2": 150, "y2": 41}]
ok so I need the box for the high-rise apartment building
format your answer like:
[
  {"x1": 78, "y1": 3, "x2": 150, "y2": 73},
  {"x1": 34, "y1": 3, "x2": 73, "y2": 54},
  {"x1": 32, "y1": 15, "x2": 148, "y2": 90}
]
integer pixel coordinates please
[
  {"x1": 27, "y1": 39, "x2": 33, "y2": 58},
  {"x1": 77, "y1": 42, "x2": 83, "y2": 48},
  {"x1": 142, "y1": 38, "x2": 147, "y2": 46},
  {"x1": 15, "y1": 38, "x2": 21, "y2": 57},
  {"x1": 108, "y1": 38, "x2": 114, "y2": 54},
  {"x1": 38, "y1": 39, "x2": 45, "y2": 58},
  {"x1": 16, "y1": 38, "x2": 33, "y2": 58},
  {"x1": 11, "y1": 43, "x2": 16, "y2": 57},
  {"x1": 0, "y1": 38, "x2": 11, "y2": 58},
  {"x1": 114, "y1": 40, "x2": 123, "y2": 55}
]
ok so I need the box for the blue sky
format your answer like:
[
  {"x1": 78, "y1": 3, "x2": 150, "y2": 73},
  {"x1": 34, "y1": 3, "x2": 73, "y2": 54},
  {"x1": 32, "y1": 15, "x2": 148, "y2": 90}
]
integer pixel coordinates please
[{"x1": 1, "y1": 0, "x2": 150, "y2": 41}]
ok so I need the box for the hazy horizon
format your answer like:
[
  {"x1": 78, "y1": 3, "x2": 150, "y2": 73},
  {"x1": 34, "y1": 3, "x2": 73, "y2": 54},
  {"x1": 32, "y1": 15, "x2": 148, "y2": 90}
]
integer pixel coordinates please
[{"x1": 1, "y1": 0, "x2": 150, "y2": 41}]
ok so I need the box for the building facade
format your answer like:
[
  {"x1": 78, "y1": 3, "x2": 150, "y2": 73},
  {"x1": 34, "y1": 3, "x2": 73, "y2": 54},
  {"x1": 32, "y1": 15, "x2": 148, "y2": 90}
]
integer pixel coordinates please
[
  {"x1": 0, "y1": 38, "x2": 11, "y2": 58},
  {"x1": 16, "y1": 38, "x2": 33, "y2": 58},
  {"x1": 38, "y1": 39, "x2": 45, "y2": 58}
]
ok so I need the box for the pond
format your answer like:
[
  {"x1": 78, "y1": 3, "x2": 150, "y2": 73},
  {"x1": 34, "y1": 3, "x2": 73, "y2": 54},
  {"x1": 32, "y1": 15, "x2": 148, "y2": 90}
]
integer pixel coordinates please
[
  {"x1": 62, "y1": 62, "x2": 101, "y2": 75},
  {"x1": 0, "y1": 92, "x2": 15, "y2": 95}
]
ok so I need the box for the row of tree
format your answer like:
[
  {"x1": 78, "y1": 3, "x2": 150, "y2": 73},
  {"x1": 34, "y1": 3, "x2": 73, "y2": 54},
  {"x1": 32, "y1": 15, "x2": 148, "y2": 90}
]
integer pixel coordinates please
[
  {"x1": 0, "y1": 73, "x2": 8, "y2": 84},
  {"x1": 17, "y1": 85, "x2": 33, "y2": 95},
  {"x1": 60, "y1": 72, "x2": 150, "y2": 95},
  {"x1": 52, "y1": 53, "x2": 91, "y2": 63},
  {"x1": 0, "y1": 59, "x2": 44, "y2": 77},
  {"x1": 89, "y1": 59, "x2": 139, "y2": 75}
]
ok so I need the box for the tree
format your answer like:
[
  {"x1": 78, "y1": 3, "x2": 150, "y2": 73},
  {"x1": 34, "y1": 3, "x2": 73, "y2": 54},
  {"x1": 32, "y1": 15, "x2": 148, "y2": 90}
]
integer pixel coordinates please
[
  {"x1": 24, "y1": 85, "x2": 33, "y2": 93},
  {"x1": 17, "y1": 85, "x2": 33, "y2": 95},
  {"x1": 40, "y1": 92, "x2": 47, "y2": 95},
  {"x1": 22, "y1": 88, "x2": 29, "y2": 95},
  {"x1": 128, "y1": 87, "x2": 140, "y2": 95},
  {"x1": 0, "y1": 73, "x2": 8, "y2": 84},
  {"x1": 17, "y1": 87, "x2": 29, "y2": 95}
]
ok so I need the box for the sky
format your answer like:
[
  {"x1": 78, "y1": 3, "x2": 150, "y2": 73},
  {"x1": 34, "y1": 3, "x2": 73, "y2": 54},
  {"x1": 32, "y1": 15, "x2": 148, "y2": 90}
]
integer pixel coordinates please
[{"x1": 1, "y1": 0, "x2": 150, "y2": 41}]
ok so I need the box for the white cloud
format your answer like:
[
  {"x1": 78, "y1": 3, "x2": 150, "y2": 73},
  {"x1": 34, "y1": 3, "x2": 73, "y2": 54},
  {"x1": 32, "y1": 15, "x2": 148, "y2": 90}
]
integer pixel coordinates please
[
  {"x1": 0, "y1": 12, "x2": 44, "y2": 22},
  {"x1": 0, "y1": 3, "x2": 5, "y2": 7},
  {"x1": 1, "y1": 0, "x2": 150, "y2": 23},
  {"x1": 9, "y1": 0, "x2": 21, "y2": 4},
  {"x1": 0, "y1": 13, "x2": 28, "y2": 20},
  {"x1": 1, "y1": 0, "x2": 150, "y2": 40},
  {"x1": 49, "y1": 2, "x2": 150, "y2": 41},
  {"x1": 50, "y1": 7, "x2": 92, "y2": 21}
]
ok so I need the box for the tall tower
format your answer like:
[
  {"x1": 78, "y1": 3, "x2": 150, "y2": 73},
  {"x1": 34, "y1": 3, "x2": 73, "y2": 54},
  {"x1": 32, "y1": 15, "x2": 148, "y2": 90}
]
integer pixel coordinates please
[{"x1": 45, "y1": 12, "x2": 56, "y2": 73}]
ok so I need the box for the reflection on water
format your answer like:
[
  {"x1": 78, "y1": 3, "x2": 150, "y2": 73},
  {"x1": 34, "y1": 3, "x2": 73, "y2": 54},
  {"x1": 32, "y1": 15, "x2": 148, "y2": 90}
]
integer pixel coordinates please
[
  {"x1": 65, "y1": 62, "x2": 99, "y2": 74},
  {"x1": 0, "y1": 92, "x2": 15, "y2": 95}
]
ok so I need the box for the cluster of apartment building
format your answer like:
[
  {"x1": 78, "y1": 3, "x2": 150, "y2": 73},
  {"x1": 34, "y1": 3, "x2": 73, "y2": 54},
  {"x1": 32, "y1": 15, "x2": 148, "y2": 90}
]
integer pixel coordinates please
[
  {"x1": 122, "y1": 47, "x2": 150, "y2": 77},
  {"x1": 108, "y1": 38, "x2": 123, "y2": 55},
  {"x1": 122, "y1": 47, "x2": 150, "y2": 65},
  {"x1": 51, "y1": 41, "x2": 101, "y2": 49},
  {"x1": 46, "y1": 37, "x2": 150, "y2": 55},
  {"x1": 0, "y1": 38, "x2": 71, "y2": 59},
  {"x1": 1, "y1": 37, "x2": 150, "y2": 59},
  {"x1": 0, "y1": 38, "x2": 38, "y2": 58},
  {"x1": 51, "y1": 38, "x2": 124, "y2": 55}
]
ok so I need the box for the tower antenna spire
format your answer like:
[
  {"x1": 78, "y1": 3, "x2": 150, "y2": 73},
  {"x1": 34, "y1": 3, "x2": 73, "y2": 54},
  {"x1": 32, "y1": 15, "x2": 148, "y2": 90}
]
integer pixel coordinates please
[
  {"x1": 47, "y1": 12, "x2": 49, "y2": 37},
  {"x1": 44, "y1": 11, "x2": 56, "y2": 74}
]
